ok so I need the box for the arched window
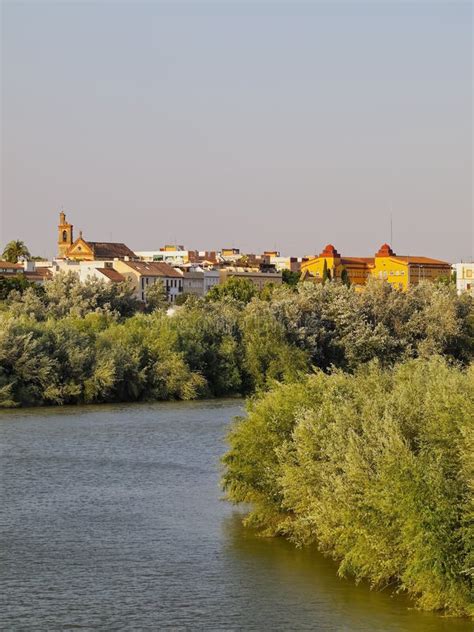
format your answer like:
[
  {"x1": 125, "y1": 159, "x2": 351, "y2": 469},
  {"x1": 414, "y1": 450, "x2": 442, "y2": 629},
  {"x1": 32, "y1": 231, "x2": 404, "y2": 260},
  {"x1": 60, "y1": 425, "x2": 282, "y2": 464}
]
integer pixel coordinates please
[{"x1": 62, "y1": 230, "x2": 68, "y2": 242}]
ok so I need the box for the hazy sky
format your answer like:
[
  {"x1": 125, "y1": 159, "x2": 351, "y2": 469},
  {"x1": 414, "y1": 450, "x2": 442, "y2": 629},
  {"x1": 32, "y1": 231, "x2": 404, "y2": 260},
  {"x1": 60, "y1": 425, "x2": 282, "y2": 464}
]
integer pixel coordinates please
[{"x1": 1, "y1": 1, "x2": 472, "y2": 260}]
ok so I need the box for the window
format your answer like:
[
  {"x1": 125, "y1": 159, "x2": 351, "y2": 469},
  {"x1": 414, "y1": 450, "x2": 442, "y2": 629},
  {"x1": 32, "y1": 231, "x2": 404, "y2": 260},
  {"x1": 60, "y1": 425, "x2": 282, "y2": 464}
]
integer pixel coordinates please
[
  {"x1": 401, "y1": 271, "x2": 405, "y2": 275},
  {"x1": 62, "y1": 230, "x2": 68, "y2": 242},
  {"x1": 466, "y1": 270, "x2": 473, "y2": 278}
]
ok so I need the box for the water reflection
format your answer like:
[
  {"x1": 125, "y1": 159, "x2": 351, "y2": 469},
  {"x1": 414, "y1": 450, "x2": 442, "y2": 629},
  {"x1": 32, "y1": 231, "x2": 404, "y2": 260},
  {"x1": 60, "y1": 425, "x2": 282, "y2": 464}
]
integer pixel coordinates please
[
  {"x1": 222, "y1": 512, "x2": 471, "y2": 632},
  {"x1": 1, "y1": 401, "x2": 472, "y2": 632}
]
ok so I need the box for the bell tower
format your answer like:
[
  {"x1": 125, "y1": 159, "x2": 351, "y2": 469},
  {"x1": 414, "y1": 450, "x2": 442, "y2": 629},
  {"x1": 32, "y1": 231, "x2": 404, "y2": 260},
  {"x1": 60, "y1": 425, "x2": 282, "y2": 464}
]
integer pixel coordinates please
[{"x1": 58, "y1": 211, "x2": 74, "y2": 258}]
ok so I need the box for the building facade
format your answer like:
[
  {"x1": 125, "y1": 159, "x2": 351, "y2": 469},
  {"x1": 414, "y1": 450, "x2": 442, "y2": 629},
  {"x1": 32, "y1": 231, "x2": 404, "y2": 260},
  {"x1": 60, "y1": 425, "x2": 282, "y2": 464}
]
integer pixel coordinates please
[
  {"x1": 300, "y1": 243, "x2": 451, "y2": 290},
  {"x1": 181, "y1": 268, "x2": 220, "y2": 297},
  {"x1": 219, "y1": 268, "x2": 282, "y2": 290},
  {"x1": 453, "y1": 262, "x2": 474, "y2": 296},
  {"x1": 113, "y1": 260, "x2": 183, "y2": 303},
  {"x1": 57, "y1": 212, "x2": 136, "y2": 261}
]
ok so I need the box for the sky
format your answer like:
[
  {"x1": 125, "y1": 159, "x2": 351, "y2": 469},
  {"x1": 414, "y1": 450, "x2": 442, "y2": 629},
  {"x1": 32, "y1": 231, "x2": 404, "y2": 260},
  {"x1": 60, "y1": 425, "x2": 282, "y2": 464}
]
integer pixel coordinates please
[{"x1": 1, "y1": 0, "x2": 472, "y2": 261}]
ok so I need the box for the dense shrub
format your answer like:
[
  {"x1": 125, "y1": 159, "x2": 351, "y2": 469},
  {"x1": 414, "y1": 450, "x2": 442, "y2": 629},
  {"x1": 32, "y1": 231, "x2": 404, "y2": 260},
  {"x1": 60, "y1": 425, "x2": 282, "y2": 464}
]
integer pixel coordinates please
[
  {"x1": 222, "y1": 358, "x2": 474, "y2": 617},
  {"x1": 0, "y1": 274, "x2": 472, "y2": 407}
]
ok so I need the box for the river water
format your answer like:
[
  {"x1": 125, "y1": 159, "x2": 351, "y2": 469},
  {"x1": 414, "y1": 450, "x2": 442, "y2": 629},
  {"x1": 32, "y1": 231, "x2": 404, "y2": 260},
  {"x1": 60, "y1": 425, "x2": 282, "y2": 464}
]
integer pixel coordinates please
[{"x1": 1, "y1": 400, "x2": 471, "y2": 631}]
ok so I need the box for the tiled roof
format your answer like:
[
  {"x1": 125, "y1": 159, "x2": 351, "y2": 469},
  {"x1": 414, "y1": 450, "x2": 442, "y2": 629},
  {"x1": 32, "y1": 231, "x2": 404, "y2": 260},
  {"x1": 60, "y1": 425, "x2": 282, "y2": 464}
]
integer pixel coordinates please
[
  {"x1": 340, "y1": 257, "x2": 374, "y2": 267},
  {"x1": 0, "y1": 260, "x2": 23, "y2": 270},
  {"x1": 97, "y1": 268, "x2": 126, "y2": 282},
  {"x1": 87, "y1": 242, "x2": 137, "y2": 259},
  {"x1": 121, "y1": 261, "x2": 183, "y2": 278},
  {"x1": 24, "y1": 268, "x2": 53, "y2": 280},
  {"x1": 392, "y1": 256, "x2": 451, "y2": 266}
]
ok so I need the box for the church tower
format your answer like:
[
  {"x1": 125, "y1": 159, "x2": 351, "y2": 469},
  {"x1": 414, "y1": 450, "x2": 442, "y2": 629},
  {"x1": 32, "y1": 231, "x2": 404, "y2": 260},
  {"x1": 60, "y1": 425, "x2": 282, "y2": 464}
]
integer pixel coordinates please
[{"x1": 58, "y1": 211, "x2": 74, "y2": 258}]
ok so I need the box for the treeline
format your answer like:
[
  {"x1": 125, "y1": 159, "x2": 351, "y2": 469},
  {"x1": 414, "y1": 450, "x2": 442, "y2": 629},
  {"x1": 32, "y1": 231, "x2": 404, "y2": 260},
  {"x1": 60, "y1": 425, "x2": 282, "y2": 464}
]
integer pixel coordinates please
[
  {"x1": 222, "y1": 358, "x2": 474, "y2": 617},
  {"x1": 0, "y1": 272, "x2": 472, "y2": 407}
]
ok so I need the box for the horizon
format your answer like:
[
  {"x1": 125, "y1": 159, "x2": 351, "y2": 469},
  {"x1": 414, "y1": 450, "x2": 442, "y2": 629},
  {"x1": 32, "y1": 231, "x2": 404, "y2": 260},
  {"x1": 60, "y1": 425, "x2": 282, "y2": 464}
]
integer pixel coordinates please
[{"x1": 2, "y1": 1, "x2": 473, "y2": 261}]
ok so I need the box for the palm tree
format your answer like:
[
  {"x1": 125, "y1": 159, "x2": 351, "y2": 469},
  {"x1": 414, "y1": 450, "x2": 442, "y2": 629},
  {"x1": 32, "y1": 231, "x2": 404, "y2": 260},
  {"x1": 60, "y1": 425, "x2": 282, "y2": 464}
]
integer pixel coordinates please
[{"x1": 2, "y1": 240, "x2": 31, "y2": 263}]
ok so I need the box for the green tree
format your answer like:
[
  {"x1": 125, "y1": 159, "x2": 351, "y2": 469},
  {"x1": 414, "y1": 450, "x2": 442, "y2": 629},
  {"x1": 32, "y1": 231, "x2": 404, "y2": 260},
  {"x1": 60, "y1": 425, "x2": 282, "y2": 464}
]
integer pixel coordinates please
[
  {"x1": 223, "y1": 358, "x2": 474, "y2": 617},
  {"x1": 207, "y1": 277, "x2": 257, "y2": 304},
  {"x1": 340, "y1": 267, "x2": 350, "y2": 286},
  {"x1": 322, "y1": 260, "x2": 331, "y2": 284},
  {"x1": 0, "y1": 276, "x2": 37, "y2": 300},
  {"x1": 282, "y1": 269, "x2": 300, "y2": 287},
  {"x1": 146, "y1": 279, "x2": 168, "y2": 311},
  {"x1": 2, "y1": 240, "x2": 31, "y2": 263}
]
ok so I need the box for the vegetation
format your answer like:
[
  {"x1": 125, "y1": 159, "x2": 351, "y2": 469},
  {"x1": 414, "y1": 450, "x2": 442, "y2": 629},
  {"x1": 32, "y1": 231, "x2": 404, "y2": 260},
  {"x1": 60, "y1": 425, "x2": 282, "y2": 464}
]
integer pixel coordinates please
[
  {"x1": 282, "y1": 269, "x2": 300, "y2": 286},
  {"x1": 2, "y1": 240, "x2": 31, "y2": 263},
  {"x1": 145, "y1": 280, "x2": 168, "y2": 312},
  {"x1": 206, "y1": 276, "x2": 257, "y2": 303},
  {"x1": 222, "y1": 358, "x2": 474, "y2": 618},
  {"x1": 0, "y1": 273, "x2": 472, "y2": 407},
  {"x1": 0, "y1": 276, "x2": 38, "y2": 300}
]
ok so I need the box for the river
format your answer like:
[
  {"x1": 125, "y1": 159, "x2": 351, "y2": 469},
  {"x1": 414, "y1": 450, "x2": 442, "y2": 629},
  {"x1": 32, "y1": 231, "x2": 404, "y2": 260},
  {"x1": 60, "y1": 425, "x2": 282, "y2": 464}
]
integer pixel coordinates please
[{"x1": 1, "y1": 400, "x2": 471, "y2": 631}]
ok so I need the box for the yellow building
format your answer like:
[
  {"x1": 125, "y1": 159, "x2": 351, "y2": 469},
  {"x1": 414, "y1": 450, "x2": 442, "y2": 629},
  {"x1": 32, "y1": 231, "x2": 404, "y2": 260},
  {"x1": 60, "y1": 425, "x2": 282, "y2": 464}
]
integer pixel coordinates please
[
  {"x1": 57, "y1": 212, "x2": 136, "y2": 261},
  {"x1": 300, "y1": 243, "x2": 451, "y2": 290}
]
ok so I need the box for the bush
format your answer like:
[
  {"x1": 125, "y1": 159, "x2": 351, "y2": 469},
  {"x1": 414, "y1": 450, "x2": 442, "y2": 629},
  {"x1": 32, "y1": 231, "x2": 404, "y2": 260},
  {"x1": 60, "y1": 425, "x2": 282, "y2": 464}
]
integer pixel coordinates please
[{"x1": 222, "y1": 358, "x2": 474, "y2": 617}]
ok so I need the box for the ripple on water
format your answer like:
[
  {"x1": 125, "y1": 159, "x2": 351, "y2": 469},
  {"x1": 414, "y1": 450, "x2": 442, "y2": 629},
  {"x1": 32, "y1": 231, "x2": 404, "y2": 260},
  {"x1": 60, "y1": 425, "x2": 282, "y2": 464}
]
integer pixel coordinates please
[{"x1": 0, "y1": 401, "x2": 471, "y2": 631}]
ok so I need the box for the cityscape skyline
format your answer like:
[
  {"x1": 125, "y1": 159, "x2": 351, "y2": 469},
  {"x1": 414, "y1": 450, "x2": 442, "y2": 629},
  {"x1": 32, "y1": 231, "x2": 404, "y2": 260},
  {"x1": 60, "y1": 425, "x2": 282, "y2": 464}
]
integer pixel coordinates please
[{"x1": 1, "y1": 1, "x2": 472, "y2": 261}]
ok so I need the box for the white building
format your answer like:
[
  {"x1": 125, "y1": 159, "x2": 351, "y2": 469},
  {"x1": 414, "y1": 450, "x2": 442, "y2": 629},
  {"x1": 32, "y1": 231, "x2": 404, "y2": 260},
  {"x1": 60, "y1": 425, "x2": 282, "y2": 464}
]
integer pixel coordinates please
[
  {"x1": 38, "y1": 259, "x2": 125, "y2": 284},
  {"x1": 453, "y1": 262, "x2": 474, "y2": 297},
  {"x1": 180, "y1": 268, "x2": 220, "y2": 297},
  {"x1": 135, "y1": 247, "x2": 189, "y2": 266}
]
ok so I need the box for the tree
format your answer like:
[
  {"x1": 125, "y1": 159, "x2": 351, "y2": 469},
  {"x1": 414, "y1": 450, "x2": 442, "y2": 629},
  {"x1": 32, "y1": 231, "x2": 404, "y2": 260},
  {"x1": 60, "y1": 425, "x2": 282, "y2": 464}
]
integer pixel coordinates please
[
  {"x1": 0, "y1": 276, "x2": 36, "y2": 300},
  {"x1": 222, "y1": 358, "x2": 474, "y2": 617},
  {"x1": 207, "y1": 277, "x2": 257, "y2": 304},
  {"x1": 340, "y1": 267, "x2": 350, "y2": 287},
  {"x1": 146, "y1": 280, "x2": 168, "y2": 311},
  {"x1": 322, "y1": 260, "x2": 331, "y2": 284},
  {"x1": 2, "y1": 240, "x2": 31, "y2": 263},
  {"x1": 282, "y1": 269, "x2": 300, "y2": 287}
]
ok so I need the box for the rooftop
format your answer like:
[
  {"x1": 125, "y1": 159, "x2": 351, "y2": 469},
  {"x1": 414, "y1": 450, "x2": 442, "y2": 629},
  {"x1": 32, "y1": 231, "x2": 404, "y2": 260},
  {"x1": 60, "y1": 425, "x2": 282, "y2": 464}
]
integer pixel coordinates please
[
  {"x1": 87, "y1": 242, "x2": 137, "y2": 259},
  {"x1": 97, "y1": 268, "x2": 126, "y2": 283},
  {"x1": 120, "y1": 261, "x2": 182, "y2": 278}
]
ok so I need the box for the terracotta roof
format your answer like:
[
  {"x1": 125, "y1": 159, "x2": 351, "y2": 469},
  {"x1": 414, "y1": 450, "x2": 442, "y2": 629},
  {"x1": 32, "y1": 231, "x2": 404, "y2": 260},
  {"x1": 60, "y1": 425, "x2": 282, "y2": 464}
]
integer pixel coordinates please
[
  {"x1": 121, "y1": 261, "x2": 183, "y2": 278},
  {"x1": 0, "y1": 260, "x2": 23, "y2": 270},
  {"x1": 97, "y1": 268, "x2": 126, "y2": 282},
  {"x1": 340, "y1": 257, "x2": 373, "y2": 267},
  {"x1": 375, "y1": 243, "x2": 396, "y2": 257},
  {"x1": 24, "y1": 268, "x2": 53, "y2": 280},
  {"x1": 388, "y1": 256, "x2": 450, "y2": 266},
  {"x1": 87, "y1": 242, "x2": 137, "y2": 259},
  {"x1": 319, "y1": 244, "x2": 341, "y2": 257}
]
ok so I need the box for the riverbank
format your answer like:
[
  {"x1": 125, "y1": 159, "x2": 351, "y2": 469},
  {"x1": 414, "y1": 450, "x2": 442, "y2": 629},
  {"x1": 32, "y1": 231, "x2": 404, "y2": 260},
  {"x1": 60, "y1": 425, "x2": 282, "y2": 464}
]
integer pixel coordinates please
[{"x1": 223, "y1": 358, "x2": 474, "y2": 619}]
